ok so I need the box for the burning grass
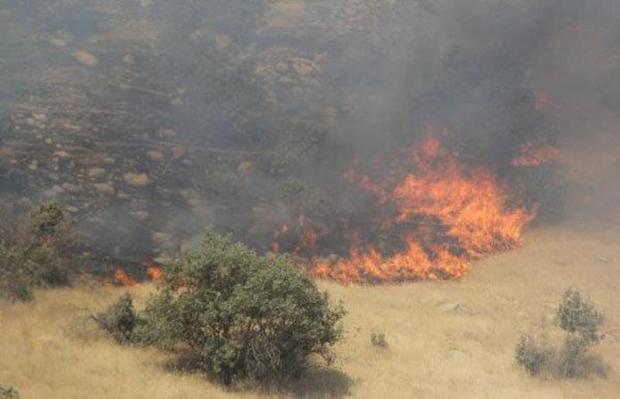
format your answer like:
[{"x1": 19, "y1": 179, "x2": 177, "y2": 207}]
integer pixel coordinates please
[{"x1": 308, "y1": 133, "x2": 542, "y2": 283}]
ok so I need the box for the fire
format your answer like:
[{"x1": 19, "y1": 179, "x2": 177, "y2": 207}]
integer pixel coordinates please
[
  {"x1": 113, "y1": 268, "x2": 138, "y2": 287},
  {"x1": 512, "y1": 142, "x2": 560, "y2": 167},
  {"x1": 146, "y1": 265, "x2": 163, "y2": 281},
  {"x1": 310, "y1": 134, "x2": 536, "y2": 283}
]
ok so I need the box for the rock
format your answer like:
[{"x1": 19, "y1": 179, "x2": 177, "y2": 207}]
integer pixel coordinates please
[
  {"x1": 73, "y1": 51, "x2": 98, "y2": 66},
  {"x1": 122, "y1": 54, "x2": 136, "y2": 65},
  {"x1": 88, "y1": 168, "x2": 106, "y2": 178},
  {"x1": 61, "y1": 182, "x2": 81, "y2": 193},
  {"x1": 50, "y1": 37, "x2": 67, "y2": 47},
  {"x1": 44, "y1": 185, "x2": 64, "y2": 197},
  {"x1": 237, "y1": 160, "x2": 254, "y2": 176},
  {"x1": 131, "y1": 210, "x2": 149, "y2": 221},
  {"x1": 159, "y1": 128, "x2": 177, "y2": 138},
  {"x1": 94, "y1": 182, "x2": 115, "y2": 195},
  {"x1": 54, "y1": 150, "x2": 71, "y2": 159},
  {"x1": 171, "y1": 146, "x2": 186, "y2": 159},
  {"x1": 215, "y1": 34, "x2": 233, "y2": 49},
  {"x1": 152, "y1": 231, "x2": 172, "y2": 245},
  {"x1": 147, "y1": 150, "x2": 164, "y2": 162},
  {"x1": 123, "y1": 172, "x2": 151, "y2": 187}
]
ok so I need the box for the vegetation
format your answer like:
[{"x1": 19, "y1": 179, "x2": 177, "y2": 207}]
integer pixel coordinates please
[
  {"x1": 0, "y1": 385, "x2": 19, "y2": 399},
  {"x1": 370, "y1": 332, "x2": 388, "y2": 348},
  {"x1": 515, "y1": 288, "x2": 605, "y2": 378},
  {"x1": 98, "y1": 231, "x2": 345, "y2": 385},
  {"x1": 0, "y1": 201, "x2": 79, "y2": 301}
]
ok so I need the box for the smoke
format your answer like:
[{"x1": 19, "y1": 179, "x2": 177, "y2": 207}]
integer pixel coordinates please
[{"x1": 0, "y1": 0, "x2": 618, "y2": 273}]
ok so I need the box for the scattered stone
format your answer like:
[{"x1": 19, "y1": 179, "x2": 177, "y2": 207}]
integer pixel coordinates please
[
  {"x1": 215, "y1": 34, "x2": 233, "y2": 49},
  {"x1": 54, "y1": 150, "x2": 71, "y2": 159},
  {"x1": 159, "y1": 128, "x2": 177, "y2": 138},
  {"x1": 131, "y1": 210, "x2": 149, "y2": 221},
  {"x1": 73, "y1": 51, "x2": 98, "y2": 66},
  {"x1": 50, "y1": 37, "x2": 67, "y2": 47},
  {"x1": 94, "y1": 182, "x2": 115, "y2": 195},
  {"x1": 88, "y1": 168, "x2": 106, "y2": 178},
  {"x1": 152, "y1": 231, "x2": 172, "y2": 245},
  {"x1": 61, "y1": 182, "x2": 81, "y2": 193},
  {"x1": 122, "y1": 54, "x2": 136, "y2": 65},
  {"x1": 123, "y1": 172, "x2": 151, "y2": 187},
  {"x1": 147, "y1": 150, "x2": 164, "y2": 162},
  {"x1": 44, "y1": 185, "x2": 65, "y2": 197},
  {"x1": 171, "y1": 146, "x2": 186, "y2": 159},
  {"x1": 237, "y1": 160, "x2": 254, "y2": 176}
]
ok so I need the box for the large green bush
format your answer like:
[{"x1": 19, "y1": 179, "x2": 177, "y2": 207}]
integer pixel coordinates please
[
  {"x1": 0, "y1": 201, "x2": 79, "y2": 301},
  {"x1": 100, "y1": 232, "x2": 345, "y2": 385}
]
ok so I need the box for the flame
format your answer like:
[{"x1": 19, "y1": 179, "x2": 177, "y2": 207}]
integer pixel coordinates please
[
  {"x1": 146, "y1": 265, "x2": 163, "y2": 281},
  {"x1": 310, "y1": 133, "x2": 535, "y2": 283},
  {"x1": 512, "y1": 142, "x2": 560, "y2": 167},
  {"x1": 113, "y1": 268, "x2": 138, "y2": 287}
]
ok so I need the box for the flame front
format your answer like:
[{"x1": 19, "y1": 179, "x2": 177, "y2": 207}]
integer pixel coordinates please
[
  {"x1": 113, "y1": 268, "x2": 138, "y2": 287},
  {"x1": 311, "y1": 134, "x2": 536, "y2": 283}
]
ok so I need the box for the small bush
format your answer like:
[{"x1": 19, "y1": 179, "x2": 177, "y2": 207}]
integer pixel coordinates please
[
  {"x1": 555, "y1": 288, "x2": 603, "y2": 378},
  {"x1": 0, "y1": 385, "x2": 19, "y2": 399},
  {"x1": 515, "y1": 335, "x2": 554, "y2": 376},
  {"x1": 556, "y1": 288, "x2": 603, "y2": 344},
  {"x1": 516, "y1": 288, "x2": 605, "y2": 379},
  {"x1": 94, "y1": 293, "x2": 141, "y2": 344},
  {"x1": 371, "y1": 333, "x2": 388, "y2": 348},
  {"x1": 99, "y1": 231, "x2": 345, "y2": 385}
]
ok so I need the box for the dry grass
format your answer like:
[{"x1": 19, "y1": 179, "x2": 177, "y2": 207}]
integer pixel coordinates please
[{"x1": 1, "y1": 214, "x2": 619, "y2": 398}]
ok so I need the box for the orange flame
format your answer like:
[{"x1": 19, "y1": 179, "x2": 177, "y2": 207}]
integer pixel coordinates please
[
  {"x1": 146, "y1": 265, "x2": 163, "y2": 281},
  {"x1": 113, "y1": 268, "x2": 138, "y2": 287},
  {"x1": 310, "y1": 134, "x2": 535, "y2": 283}
]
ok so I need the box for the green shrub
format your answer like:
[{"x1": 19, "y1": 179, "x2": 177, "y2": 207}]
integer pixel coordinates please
[
  {"x1": 0, "y1": 201, "x2": 79, "y2": 301},
  {"x1": 515, "y1": 335, "x2": 554, "y2": 376},
  {"x1": 94, "y1": 293, "x2": 141, "y2": 344},
  {"x1": 0, "y1": 385, "x2": 19, "y2": 399},
  {"x1": 516, "y1": 288, "x2": 605, "y2": 379},
  {"x1": 556, "y1": 288, "x2": 603, "y2": 344},
  {"x1": 555, "y1": 288, "x2": 603, "y2": 378},
  {"x1": 100, "y1": 231, "x2": 345, "y2": 385},
  {"x1": 371, "y1": 333, "x2": 388, "y2": 348}
]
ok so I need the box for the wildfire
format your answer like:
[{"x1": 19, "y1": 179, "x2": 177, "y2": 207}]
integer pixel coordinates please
[
  {"x1": 113, "y1": 268, "x2": 138, "y2": 287},
  {"x1": 146, "y1": 265, "x2": 164, "y2": 281},
  {"x1": 310, "y1": 133, "x2": 536, "y2": 283}
]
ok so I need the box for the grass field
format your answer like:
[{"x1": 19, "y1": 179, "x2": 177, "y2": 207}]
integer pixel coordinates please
[{"x1": 1, "y1": 217, "x2": 619, "y2": 398}]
